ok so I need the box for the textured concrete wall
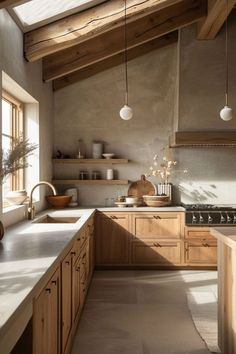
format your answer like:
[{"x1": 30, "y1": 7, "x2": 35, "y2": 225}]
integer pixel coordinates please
[
  {"x1": 54, "y1": 15, "x2": 236, "y2": 206},
  {"x1": 0, "y1": 9, "x2": 54, "y2": 225}
]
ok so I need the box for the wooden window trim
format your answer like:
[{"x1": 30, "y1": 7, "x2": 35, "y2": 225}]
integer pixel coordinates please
[{"x1": 2, "y1": 91, "x2": 24, "y2": 204}]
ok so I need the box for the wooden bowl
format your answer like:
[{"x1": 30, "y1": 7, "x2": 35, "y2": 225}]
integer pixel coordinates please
[
  {"x1": 143, "y1": 195, "x2": 171, "y2": 207},
  {"x1": 46, "y1": 195, "x2": 72, "y2": 208}
]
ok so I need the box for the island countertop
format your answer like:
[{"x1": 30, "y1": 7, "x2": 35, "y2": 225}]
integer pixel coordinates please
[{"x1": 210, "y1": 226, "x2": 236, "y2": 250}]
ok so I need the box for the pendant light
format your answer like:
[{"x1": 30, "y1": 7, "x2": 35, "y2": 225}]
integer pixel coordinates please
[
  {"x1": 119, "y1": 0, "x2": 133, "y2": 120},
  {"x1": 220, "y1": 0, "x2": 233, "y2": 121}
]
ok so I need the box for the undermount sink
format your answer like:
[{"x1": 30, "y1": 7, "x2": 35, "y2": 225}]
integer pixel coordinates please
[{"x1": 34, "y1": 215, "x2": 81, "y2": 224}]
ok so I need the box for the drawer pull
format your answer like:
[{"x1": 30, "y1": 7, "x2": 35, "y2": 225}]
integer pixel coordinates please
[
  {"x1": 71, "y1": 251, "x2": 76, "y2": 255},
  {"x1": 202, "y1": 242, "x2": 209, "y2": 247},
  {"x1": 65, "y1": 261, "x2": 70, "y2": 265},
  {"x1": 51, "y1": 280, "x2": 57, "y2": 285},
  {"x1": 76, "y1": 267, "x2": 80, "y2": 272},
  {"x1": 153, "y1": 215, "x2": 160, "y2": 219},
  {"x1": 153, "y1": 242, "x2": 161, "y2": 247},
  {"x1": 45, "y1": 288, "x2": 51, "y2": 293},
  {"x1": 77, "y1": 238, "x2": 81, "y2": 241}
]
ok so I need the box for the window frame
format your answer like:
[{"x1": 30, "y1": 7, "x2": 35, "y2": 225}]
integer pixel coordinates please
[{"x1": 2, "y1": 90, "x2": 24, "y2": 205}]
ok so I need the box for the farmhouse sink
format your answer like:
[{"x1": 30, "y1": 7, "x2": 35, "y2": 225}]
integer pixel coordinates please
[{"x1": 34, "y1": 215, "x2": 81, "y2": 224}]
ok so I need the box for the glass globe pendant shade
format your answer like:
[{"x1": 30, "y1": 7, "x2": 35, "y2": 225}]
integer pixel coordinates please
[
  {"x1": 120, "y1": 104, "x2": 133, "y2": 120},
  {"x1": 220, "y1": 105, "x2": 233, "y2": 121}
]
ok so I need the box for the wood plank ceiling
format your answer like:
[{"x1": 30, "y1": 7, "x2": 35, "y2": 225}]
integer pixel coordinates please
[{"x1": 2, "y1": 0, "x2": 236, "y2": 90}]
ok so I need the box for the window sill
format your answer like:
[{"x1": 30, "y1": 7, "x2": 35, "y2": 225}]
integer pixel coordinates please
[{"x1": 3, "y1": 204, "x2": 26, "y2": 214}]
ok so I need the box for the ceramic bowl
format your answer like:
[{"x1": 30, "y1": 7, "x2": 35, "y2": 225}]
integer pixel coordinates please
[
  {"x1": 102, "y1": 153, "x2": 115, "y2": 159},
  {"x1": 143, "y1": 195, "x2": 170, "y2": 207},
  {"x1": 125, "y1": 196, "x2": 139, "y2": 204},
  {"x1": 46, "y1": 195, "x2": 72, "y2": 208},
  {"x1": 6, "y1": 190, "x2": 28, "y2": 205}
]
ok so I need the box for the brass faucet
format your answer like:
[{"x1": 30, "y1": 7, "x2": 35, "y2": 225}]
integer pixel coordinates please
[{"x1": 28, "y1": 181, "x2": 57, "y2": 220}]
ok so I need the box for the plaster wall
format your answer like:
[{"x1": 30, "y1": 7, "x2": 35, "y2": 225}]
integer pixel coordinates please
[
  {"x1": 0, "y1": 9, "x2": 54, "y2": 226},
  {"x1": 54, "y1": 14, "x2": 236, "y2": 206}
]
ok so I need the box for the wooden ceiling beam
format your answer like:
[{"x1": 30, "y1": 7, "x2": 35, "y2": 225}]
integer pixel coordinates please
[
  {"x1": 43, "y1": 0, "x2": 206, "y2": 82},
  {"x1": 24, "y1": 0, "x2": 185, "y2": 62},
  {"x1": 0, "y1": 0, "x2": 29, "y2": 8},
  {"x1": 197, "y1": 0, "x2": 236, "y2": 39},
  {"x1": 53, "y1": 31, "x2": 178, "y2": 91}
]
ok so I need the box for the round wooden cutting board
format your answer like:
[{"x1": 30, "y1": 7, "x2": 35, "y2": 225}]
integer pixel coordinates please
[{"x1": 128, "y1": 175, "x2": 157, "y2": 202}]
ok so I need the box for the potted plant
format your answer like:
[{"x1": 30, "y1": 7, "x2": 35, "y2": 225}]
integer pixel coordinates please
[{"x1": 0, "y1": 137, "x2": 37, "y2": 239}]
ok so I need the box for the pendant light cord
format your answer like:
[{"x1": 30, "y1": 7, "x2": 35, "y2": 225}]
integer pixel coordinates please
[
  {"x1": 225, "y1": 0, "x2": 229, "y2": 106},
  {"x1": 124, "y1": 0, "x2": 129, "y2": 105}
]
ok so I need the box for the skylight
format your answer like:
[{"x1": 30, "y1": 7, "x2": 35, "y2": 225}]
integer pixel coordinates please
[{"x1": 12, "y1": 0, "x2": 106, "y2": 31}]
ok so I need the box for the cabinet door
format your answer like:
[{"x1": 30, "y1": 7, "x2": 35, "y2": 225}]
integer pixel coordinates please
[
  {"x1": 132, "y1": 213, "x2": 183, "y2": 239},
  {"x1": 185, "y1": 241, "x2": 217, "y2": 265},
  {"x1": 72, "y1": 256, "x2": 81, "y2": 324},
  {"x1": 185, "y1": 227, "x2": 215, "y2": 241},
  {"x1": 61, "y1": 252, "x2": 72, "y2": 354},
  {"x1": 132, "y1": 240, "x2": 181, "y2": 265},
  {"x1": 33, "y1": 268, "x2": 60, "y2": 354},
  {"x1": 95, "y1": 213, "x2": 130, "y2": 265}
]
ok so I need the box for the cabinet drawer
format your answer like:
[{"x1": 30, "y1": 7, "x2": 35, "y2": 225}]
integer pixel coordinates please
[
  {"x1": 132, "y1": 213, "x2": 182, "y2": 239},
  {"x1": 185, "y1": 227, "x2": 215, "y2": 241},
  {"x1": 132, "y1": 240, "x2": 181, "y2": 265},
  {"x1": 185, "y1": 241, "x2": 217, "y2": 265}
]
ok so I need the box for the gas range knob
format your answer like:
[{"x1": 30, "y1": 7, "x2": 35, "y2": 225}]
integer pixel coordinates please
[{"x1": 208, "y1": 214, "x2": 213, "y2": 224}]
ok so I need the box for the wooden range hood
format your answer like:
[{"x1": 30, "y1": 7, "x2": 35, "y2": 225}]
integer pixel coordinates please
[{"x1": 169, "y1": 131, "x2": 236, "y2": 147}]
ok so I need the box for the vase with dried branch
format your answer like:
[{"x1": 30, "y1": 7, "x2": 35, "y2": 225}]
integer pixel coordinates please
[{"x1": 0, "y1": 137, "x2": 38, "y2": 239}]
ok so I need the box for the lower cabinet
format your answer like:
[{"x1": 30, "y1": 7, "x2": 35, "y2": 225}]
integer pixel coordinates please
[
  {"x1": 184, "y1": 241, "x2": 217, "y2": 265},
  {"x1": 95, "y1": 212, "x2": 130, "y2": 265},
  {"x1": 33, "y1": 215, "x2": 95, "y2": 354},
  {"x1": 61, "y1": 252, "x2": 72, "y2": 354},
  {"x1": 33, "y1": 267, "x2": 60, "y2": 354},
  {"x1": 132, "y1": 240, "x2": 181, "y2": 265},
  {"x1": 184, "y1": 226, "x2": 217, "y2": 266}
]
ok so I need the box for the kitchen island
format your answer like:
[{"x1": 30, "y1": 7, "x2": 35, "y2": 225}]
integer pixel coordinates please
[{"x1": 211, "y1": 227, "x2": 236, "y2": 354}]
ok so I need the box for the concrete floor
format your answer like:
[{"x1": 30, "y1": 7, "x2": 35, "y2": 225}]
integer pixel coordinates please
[{"x1": 71, "y1": 270, "x2": 217, "y2": 354}]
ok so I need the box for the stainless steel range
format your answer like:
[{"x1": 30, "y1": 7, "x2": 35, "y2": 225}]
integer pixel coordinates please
[{"x1": 183, "y1": 204, "x2": 236, "y2": 226}]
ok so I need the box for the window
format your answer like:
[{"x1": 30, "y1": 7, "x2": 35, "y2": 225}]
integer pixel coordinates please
[{"x1": 2, "y1": 91, "x2": 24, "y2": 207}]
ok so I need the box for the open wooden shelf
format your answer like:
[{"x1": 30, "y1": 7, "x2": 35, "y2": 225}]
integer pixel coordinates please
[
  {"x1": 52, "y1": 179, "x2": 129, "y2": 185},
  {"x1": 53, "y1": 158, "x2": 129, "y2": 164}
]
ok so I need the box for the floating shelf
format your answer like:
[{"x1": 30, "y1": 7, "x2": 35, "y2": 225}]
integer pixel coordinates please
[
  {"x1": 52, "y1": 179, "x2": 129, "y2": 185},
  {"x1": 53, "y1": 158, "x2": 129, "y2": 164}
]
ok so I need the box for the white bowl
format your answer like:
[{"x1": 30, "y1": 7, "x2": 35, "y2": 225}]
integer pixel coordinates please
[
  {"x1": 125, "y1": 196, "x2": 139, "y2": 204},
  {"x1": 102, "y1": 153, "x2": 115, "y2": 159},
  {"x1": 6, "y1": 190, "x2": 28, "y2": 205}
]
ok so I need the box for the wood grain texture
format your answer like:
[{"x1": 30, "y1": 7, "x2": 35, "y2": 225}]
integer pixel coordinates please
[
  {"x1": 197, "y1": 0, "x2": 236, "y2": 40},
  {"x1": 169, "y1": 131, "x2": 236, "y2": 147},
  {"x1": 53, "y1": 158, "x2": 129, "y2": 164},
  {"x1": 52, "y1": 179, "x2": 129, "y2": 185},
  {"x1": 43, "y1": 0, "x2": 205, "y2": 81},
  {"x1": 53, "y1": 32, "x2": 178, "y2": 90},
  {"x1": 24, "y1": 0, "x2": 183, "y2": 61},
  {"x1": 0, "y1": 0, "x2": 29, "y2": 8}
]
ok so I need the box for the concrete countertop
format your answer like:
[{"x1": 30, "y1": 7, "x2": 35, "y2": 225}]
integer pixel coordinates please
[
  {"x1": 211, "y1": 227, "x2": 236, "y2": 250},
  {"x1": 0, "y1": 208, "x2": 94, "y2": 353},
  {"x1": 0, "y1": 205, "x2": 184, "y2": 353}
]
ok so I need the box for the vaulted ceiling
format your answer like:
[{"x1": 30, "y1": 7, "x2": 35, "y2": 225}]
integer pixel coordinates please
[{"x1": 2, "y1": 0, "x2": 236, "y2": 90}]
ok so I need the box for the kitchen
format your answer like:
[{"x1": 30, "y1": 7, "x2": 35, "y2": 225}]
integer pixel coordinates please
[{"x1": 0, "y1": 0, "x2": 236, "y2": 354}]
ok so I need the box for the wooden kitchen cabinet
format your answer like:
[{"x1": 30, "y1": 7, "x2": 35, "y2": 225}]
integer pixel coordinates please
[
  {"x1": 33, "y1": 267, "x2": 60, "y2": 354},
  {"x1": 95, "y1": 212, "x2": 130, "y2": 265},
  {"x1": 184, "y1": 227, "x2": 217, "y2": 267},
  {"x1": 61, "y1": 251, "x2": 72, "y2": 354},
  {"x1": 132, "y1": 213, "x2": 183, "y2": 239},
  {"x1": 132, "y1": 240, "x2": 181, "y2": 265},
  {"x1": 184, "y1": 241, "x2": 217, "y2": 266}
]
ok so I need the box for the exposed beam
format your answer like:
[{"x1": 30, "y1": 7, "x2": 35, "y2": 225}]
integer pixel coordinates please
[
  {"x1": 197, "y1": 0, "x2": 236, "y2": 39},
  {"x1": 0, "y1": 0, "x2": 29, "y2": 8},
  {"x1": 24, "y1": 0, "x2": 184, "y2": 62},
  {"x1": 53, "y1": 32, "x2": 178, "y2": 90},
  {"x1": 44, "y1": 0, "x2": 206, "y2": 82}
]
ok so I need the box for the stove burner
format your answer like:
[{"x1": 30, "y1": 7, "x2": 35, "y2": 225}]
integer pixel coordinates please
[{"x1": 182, "y1": 203, "x2": 236, "y2": 225}]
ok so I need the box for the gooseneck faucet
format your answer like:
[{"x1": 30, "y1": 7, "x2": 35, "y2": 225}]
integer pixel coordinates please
[{"x1": 28, "y1": 181, "x2": 57, "y2": 220}]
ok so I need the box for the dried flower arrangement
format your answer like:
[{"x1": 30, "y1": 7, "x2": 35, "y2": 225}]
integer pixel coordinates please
[
  {"x1": 145, "y1": 147, "x2": 188, "y2": 185},
  {"x1": 0, "y1": 136, "x2": 38, "y2": 183}
]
